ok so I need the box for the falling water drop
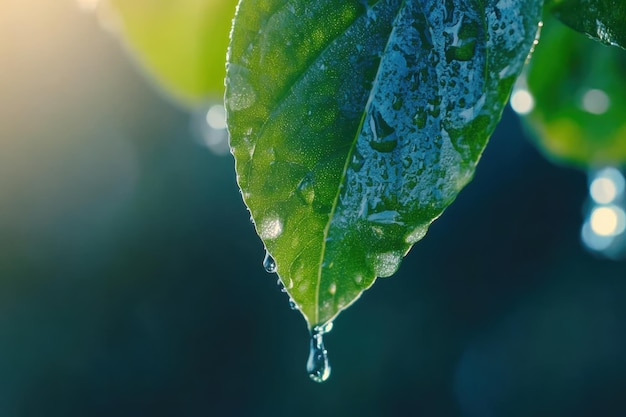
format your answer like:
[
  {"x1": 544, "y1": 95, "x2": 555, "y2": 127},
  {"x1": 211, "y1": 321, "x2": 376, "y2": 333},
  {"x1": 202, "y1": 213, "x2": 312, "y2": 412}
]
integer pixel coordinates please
[
  {"x1": 307, "y1": 323, "x2": 333, "y2": 383},
  {"x1": 263, "y1": 251, "x2": 277, "y2": 273}
]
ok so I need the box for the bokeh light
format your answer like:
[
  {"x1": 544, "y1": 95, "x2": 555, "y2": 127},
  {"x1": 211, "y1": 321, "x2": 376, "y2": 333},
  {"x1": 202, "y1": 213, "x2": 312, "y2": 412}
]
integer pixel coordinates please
[
  {"x1": 206, "y1": 104, "x2": 227, "y2": 130},
  {"x1": 510, "y1": 88, "x2": 535, "y2": 115},
  {"x1": 589, "y1": 167, "x2": 625, "y2": 204},
  {"x1": 590, "y1": 206, "x2": 625, "y2": 236},
  {"x1": 191, "y1": 102, "x2": 230, "y2": 155},
  {"x1": 581, "y1": 88, "x2": 610, "y2": 115},
  {"x1": 582, "y1": 168, "x2": 626, "y2": 258}
]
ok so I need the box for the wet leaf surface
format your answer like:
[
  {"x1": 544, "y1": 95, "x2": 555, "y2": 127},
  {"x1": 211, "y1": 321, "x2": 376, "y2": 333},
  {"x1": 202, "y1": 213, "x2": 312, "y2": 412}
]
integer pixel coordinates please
[{"x1": 227, "y1": 0, "x2": 542, "y2": 327}]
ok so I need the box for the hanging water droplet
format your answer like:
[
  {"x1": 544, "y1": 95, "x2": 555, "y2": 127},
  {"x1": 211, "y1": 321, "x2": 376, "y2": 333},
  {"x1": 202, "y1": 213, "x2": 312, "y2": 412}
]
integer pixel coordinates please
[
  {"x1": 288, "y1": 298, "x2": 297, "y2": 310},
  {"x1": 277, "y1": 278, "x2": 288, "y2": 293},
  {"x1": 263, "y1": 251, "x2": 277, "y2": 273},
  {"x1": 306, "y1": 323, "x2": 333, "y2": 383}
]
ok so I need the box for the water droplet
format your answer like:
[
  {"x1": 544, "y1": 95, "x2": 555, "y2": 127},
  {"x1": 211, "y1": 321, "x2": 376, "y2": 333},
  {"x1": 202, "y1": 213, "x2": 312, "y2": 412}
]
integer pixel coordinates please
[
  {"x1": 288, "y1": 298, "x2": 297, "y2": 310},
  {"x1": 392, "y1": 95, "x2": 403, "y2": 111},
  {"x1": 369, "y1": 108, "x2": 397, "y2": 152},
  {"x1": 350, "y1": 148, "x2": 365, "y2": 172},
  {"x1": 227, "y1": 66, "x2": 257, "y2": 111},
  {"x1": 296, "y1": 174, "x2": 315, "y2": 205},
  {"x1": 369, "y1": 251, "x2": 402, "y2": 277},
  {"x1": 76, "y1": 0, "x2": 99, "y2": 12},
  {"x1": 263, "y1": 251, "x2": 277, "y2": 273},
  {"x1": 307, "y1": 323, "x2": 333, "y2": 383},
  {"x1": 414, "y1": 112, "x2": 427, "y2": 129},
  {"x1": 319, "y1": 321, "x2": 333, "y2": 333},
  {"x1": 258, "y1": 215, "x2": 283, "y2": 240},
  {"x1": 328, "y1": 282, "x2": 337, "y2": 295}
]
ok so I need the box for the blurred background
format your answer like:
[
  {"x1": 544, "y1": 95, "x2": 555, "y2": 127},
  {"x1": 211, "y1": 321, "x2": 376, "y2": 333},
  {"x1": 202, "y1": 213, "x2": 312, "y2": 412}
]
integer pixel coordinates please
[{"x1": 1, "y1": 1, "x2": 625, "y2": 416}]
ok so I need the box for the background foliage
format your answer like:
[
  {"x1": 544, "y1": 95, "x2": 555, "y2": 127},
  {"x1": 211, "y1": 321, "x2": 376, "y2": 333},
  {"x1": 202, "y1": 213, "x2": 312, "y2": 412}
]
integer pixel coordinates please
[{"x1": 1, "y1": 1, "x2": 626, "y2": 416}]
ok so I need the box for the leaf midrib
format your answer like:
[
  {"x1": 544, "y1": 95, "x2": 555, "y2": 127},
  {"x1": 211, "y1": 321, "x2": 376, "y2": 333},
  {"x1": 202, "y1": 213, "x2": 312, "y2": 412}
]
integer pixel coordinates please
[{"x1": 314, "y1": 0, "x2": 408, "y2": 325}]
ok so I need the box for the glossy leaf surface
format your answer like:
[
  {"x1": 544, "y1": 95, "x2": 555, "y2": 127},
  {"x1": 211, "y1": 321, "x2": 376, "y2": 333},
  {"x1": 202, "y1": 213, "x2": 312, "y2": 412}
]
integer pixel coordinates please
[
  {"x1": 522, "y1": 18, "x2": 626, "y2": 168},
  {"x1": 226, "y1": 0, "x2": 542, "y2": 327},
  {"x1": 547, "y1": 0, "x2": 626, "y2": 49},
  {"x1": 102, "y1": 0, "x2": 237, "y2": 106}
]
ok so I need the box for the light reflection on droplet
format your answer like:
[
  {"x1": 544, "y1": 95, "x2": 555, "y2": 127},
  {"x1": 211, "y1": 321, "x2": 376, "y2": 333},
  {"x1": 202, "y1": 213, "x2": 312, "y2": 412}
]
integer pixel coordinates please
[
  {"x1": 258, "y1": 216, "x2": 283, "y2": 240},
  {"x1": 262, "y1": 251, "x2": 277, "y2": 273},
  {"x1": 510, "y1": 89, "x2": 535, "y2": 115},
  {"x1": 581, "y1": 89, "x2": 610, "y2": 115}
]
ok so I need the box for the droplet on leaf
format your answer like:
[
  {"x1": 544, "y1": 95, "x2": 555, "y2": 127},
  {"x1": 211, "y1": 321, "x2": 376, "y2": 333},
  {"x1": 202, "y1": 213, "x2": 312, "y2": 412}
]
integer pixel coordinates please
[
  {"x1": 296, "y1": 174, "x2": 316, "y2": 205},
  {"x1": 263, "y1": 251, "x2": 277, "y2": 273},
  {"x1": 369, "y1": 107, "x2": 398, "y2": 152}
]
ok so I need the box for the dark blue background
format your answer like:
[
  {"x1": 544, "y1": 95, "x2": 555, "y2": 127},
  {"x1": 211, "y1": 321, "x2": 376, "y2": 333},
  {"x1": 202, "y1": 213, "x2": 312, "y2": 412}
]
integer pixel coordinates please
[{"x1": 1, "y1": 2, "x2": 625, "y2": 416}]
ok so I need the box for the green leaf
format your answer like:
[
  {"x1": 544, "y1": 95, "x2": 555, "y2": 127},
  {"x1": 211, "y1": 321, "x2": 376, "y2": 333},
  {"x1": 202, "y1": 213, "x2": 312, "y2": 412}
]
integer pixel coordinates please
[
  {"x1": 226, "y1": 0, "x2": 542, "y2": 328},
  {"x1": 520, "y1": 17, "x2": 626, "y2": 168},
  {"x1": 546, "y1": 0, "x2": 626, "y2": 49},
  {"x1": 102, "y1": 0, "x2": 237, "y2": 107}
]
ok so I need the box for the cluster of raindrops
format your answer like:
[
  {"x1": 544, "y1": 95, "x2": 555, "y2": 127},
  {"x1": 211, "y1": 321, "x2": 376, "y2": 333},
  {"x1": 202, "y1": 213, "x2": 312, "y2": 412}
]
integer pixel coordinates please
[
  {"x1": 581, "y1": 167, "x2": 626, "y2": 259},
  {"x1": 191, "y1": 103, "x2": 231, "y2": 156},
  {"x1": 307, "y1": 321, "x2": 334, "y2": 383}
]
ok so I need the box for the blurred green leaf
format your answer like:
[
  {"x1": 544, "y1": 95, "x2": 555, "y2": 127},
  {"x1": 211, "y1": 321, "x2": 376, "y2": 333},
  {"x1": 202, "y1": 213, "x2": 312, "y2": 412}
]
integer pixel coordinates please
[
  {"x1": 522, "y1": 17, "x2": 626, "y2": 168},
  {"x1": 103, "y1": 0, "x2": 237, "y2": 107},
  {"x1": 226, "y1": 0, "x2": 542, "y2": 327},
  {"x1": 547, "y1": 0, "x2": 626, "y2": 49}
]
